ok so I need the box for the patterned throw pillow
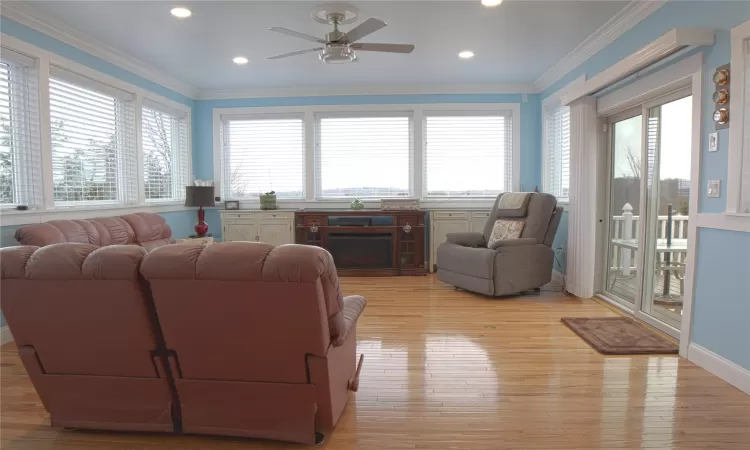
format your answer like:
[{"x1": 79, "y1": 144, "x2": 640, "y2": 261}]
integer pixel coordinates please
[{"x1": 487, "y1": 219, "x2": 525, "y2": 248}]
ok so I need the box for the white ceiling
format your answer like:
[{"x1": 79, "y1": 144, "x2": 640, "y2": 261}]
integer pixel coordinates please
[{"x1": 19, "y1": 1, "x2": 629, "y2": 91}]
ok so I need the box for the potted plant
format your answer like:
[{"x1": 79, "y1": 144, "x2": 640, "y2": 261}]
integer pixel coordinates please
[{"x1": 259, "y1": 190, "x2": 277, "y2": 210}]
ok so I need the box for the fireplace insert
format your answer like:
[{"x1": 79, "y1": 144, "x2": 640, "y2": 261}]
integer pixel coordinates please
[{"x1": 328, "y1": 232, "x2": 393, "y2": 268}]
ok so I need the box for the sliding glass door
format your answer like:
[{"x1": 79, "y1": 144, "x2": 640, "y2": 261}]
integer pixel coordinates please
[
  {"x1": 640, "y1": 94, "x2": 692, "y2": 330},
  {"x1": 602, "y1": 90, "x2": 693, "y2": 336},
  {"x1": 604, "y1": 111, "x2": 642, "y2": 306}
]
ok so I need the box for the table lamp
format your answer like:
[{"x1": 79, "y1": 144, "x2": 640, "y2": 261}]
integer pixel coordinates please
[{"x1": 185, "y1": 186, "x2": 215, "y2": 237}]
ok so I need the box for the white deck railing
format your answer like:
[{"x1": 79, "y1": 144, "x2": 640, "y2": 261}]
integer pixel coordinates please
[{"x1": 610, "y1": 203, "x2": 689, "y2": 274}]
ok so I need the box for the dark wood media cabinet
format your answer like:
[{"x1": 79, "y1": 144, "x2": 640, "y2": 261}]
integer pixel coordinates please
[{"x1": 294, "y1": 210, "x2": 427, "y2": 276}]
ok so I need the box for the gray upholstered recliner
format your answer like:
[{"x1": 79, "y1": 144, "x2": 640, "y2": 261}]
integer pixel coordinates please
[{"x1": 436, "y1": 192, "x2": 563, "y2": 296}]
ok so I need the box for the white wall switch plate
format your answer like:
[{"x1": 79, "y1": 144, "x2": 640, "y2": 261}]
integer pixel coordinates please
[
  {"x1": 707, "y1": 180, "x2": 721, "y2": 198},
  {"x1": 708, "y1": 132, "x2": 719, "y2": 152}
]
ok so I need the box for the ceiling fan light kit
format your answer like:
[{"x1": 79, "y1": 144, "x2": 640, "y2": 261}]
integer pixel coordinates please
[{"x1": 267, "y1": 2, "x2": 415, "y2": 64}]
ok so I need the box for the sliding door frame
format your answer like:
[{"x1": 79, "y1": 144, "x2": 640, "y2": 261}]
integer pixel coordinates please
[{"x1": 592, "y1": 53, "x2": 704, "y2": 356}]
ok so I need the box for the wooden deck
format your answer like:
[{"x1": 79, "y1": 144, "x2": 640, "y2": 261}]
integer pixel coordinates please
[
  {"x1": 609, "y1": 273, "x2": 684, "y2": 324},
  {"x1": 2, "y1": 275, "x2": 749, "y2": 449}
]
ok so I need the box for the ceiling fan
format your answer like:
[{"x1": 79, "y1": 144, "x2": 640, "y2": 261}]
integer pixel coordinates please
[{"x1": 266, "y1": 5, "x2": 415, "y2": 64}]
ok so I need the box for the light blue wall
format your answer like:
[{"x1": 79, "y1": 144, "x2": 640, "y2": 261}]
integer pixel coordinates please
[
  {"x1": 1, "y1": 17, "x2": 194, "y2": 107},
  {"x1": 692, "y1": 228, "x2": 750, "y2": 370},
  {"x1": 541, "y1": 1, "x2": 750, "y2": 369}
]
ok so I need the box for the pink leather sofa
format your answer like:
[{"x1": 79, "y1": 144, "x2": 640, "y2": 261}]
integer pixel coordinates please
[
  {"x1": 14, "y1": 212, "x2": 172, "y2": 250},
  {"x1": 0, "y1": 243, "x2": 177, "y2": 432},
  {"x1": 140, "y1": 242, "x2": 367, "y2": 444},
  {"x1": 0, "y1": 241, "x2": 366, "y2": 444}
]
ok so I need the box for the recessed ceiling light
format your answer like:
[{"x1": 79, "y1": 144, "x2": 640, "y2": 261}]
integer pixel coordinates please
[
  {"x1": 481, "y1": 0, "x2": 504, "y2": 6},
  {"x1": 170, "y1": 7, "x2": 192, "y2": 18},
  {"x1": 233, "y1": 56, "x2": 249, "y2": 65},
  {"x1": 458, "y1": 51, "x2": 475, "y2": 59}
]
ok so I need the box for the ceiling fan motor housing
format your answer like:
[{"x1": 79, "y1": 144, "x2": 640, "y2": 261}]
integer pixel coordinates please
[{"x1": 319, "y1": 44, "x2": 357, "y2": 64}]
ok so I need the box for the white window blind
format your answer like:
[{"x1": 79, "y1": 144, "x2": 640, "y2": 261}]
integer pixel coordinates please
[
  {"x1": 142, "y1": 102, "x2": 189, "y2": 202},
  {"x1": 544, "y1": 105, "x2": 570, "y2": 201},
  {"x1": 316, "y1": 114, "x2": 411, "y2": 198},
  {"x1": 50, "y1": 66, "x2": 136, "y2": 206},
  {"x1": 0, "y1": 48, "x2": 42, "y2": 208},
  {"x1": 741, "y1": 38, "x2": 750, "y2": 213},
  {"x1": 424, "y1": 113, "x2": 512, "y2": 197},
  {"x1": 221, "y1": 115, "x2": 305, "y2": 199}
]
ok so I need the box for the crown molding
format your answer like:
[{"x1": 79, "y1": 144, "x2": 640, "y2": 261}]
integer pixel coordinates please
[
  {"x1": 533, "y1": 0, "x2": 668, "y2": 93},
  {"x1": 0, "y1": 2, "x2": 200, "y2": 99},
  {"x1": 197, "y1": 83, "x2": 537, "y2": 100}
]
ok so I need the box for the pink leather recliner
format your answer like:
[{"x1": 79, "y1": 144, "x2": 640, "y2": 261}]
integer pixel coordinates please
[
  {"x1": 140, "y1": 242, "x2": 367, "y2": 444},
  {"x1": 14, "y1": 212, "x2": 173, "y2": 250},
  {"x1": 0, "y1": 243, "x2": 178, "y2": 432}
]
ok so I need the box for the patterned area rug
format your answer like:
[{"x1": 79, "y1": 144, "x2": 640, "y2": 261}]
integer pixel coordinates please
[{"x1": 561, "y1": 317, "x2": 678, "y2": 355}]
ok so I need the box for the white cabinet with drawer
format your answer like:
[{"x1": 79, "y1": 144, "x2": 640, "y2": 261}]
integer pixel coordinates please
[
  {"x1": 429, "y1": 209, "x2": 491, "y2": 273},
  {"x1": 219, "y1": 211, "x2": 294, "y2": 245}
]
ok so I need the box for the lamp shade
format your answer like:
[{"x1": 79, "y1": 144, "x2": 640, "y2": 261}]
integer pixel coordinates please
[{"x1": 185, "y1": 186, "x2": 215, "y2": 207}]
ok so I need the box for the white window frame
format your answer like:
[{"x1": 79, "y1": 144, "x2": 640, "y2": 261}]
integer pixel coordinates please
[
  {"x1": 422, "y1": 109, "x2": 517, "y2": 199},
  {"x1": 49, "y1": 65, "x2": 138, "y2": 208},
  {"x1": 542, "y1": 75, "x2": 585, "y2": 205},
  {"x1": 212, "y1": 103, "x2": 520, "y2": 209},
  {"x1": 0, "y1": 34, "x2": 192, "y2": 226},
  {"x1": 0, "y1": 46, "x2": 42, "y2": 210},
  {"x1": 314, "y1": 110, "x2": 414, "y2": 200},
  {"x1": 726, "y1": 19, "x2": 750, "y2": 217},
  {"x1": 141, "y1": 98, "x2": 192, "y2": 204},
  {"x1": 218, "y1": 111, "x2": 307, "y2": 201}
]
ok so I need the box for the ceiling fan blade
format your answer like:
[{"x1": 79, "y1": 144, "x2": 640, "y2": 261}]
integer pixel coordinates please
[
  {"x1": 337, "y1": 18, "x2": 387, "y2": 44},
  {"x1": 268, "y1": 27, "x2": 327, "y2": 44},
  {"x1": 266, "y1": 48, "x2": 323, "y2": 60},
  {"x1": 351, "y1": 43, "x2": 415, "y2": 53}
]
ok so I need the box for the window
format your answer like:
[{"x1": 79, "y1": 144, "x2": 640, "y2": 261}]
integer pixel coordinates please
[
  {"x1": 543, "y1": 105, "x2": 571, "y2": 201},
  {"x1": 220, "y1": 115, "x2": 305, "y2": 199},
  {"x1": 142, "y1": 102, "x2": 189, "y2": 202},
  {"x1": 316, "y1": 113, "x2": 411, "y2": 198},
  {"x1": 0, "y1": 48, "x2": 41, "y2": 207},
  {"x1": 423, "y1": 113, "x2": 512, "y2": 197},
  {"x1": 49, "y1": 66, "x2": 137, "y2": 206}
]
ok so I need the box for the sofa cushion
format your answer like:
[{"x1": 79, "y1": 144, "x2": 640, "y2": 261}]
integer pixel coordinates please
[{"x1": 486, "y1": 219, "x2": 525, "y2": 248}]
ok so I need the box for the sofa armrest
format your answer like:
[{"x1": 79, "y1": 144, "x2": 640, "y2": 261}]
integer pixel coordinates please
[
  {"x1": 488, "y1": 237, "x2": 538, "y2": 250},
  {"x1": 445, "y1": 232, "x2": 486, "y2": 247},
  {"x1": 331, "y1": 295, "x2": 367, "y2": 347}
]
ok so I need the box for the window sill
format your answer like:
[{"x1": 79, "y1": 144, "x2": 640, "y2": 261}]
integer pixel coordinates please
[{"x1": 0, "y1": 203, "x2": 189, "y2": 227}]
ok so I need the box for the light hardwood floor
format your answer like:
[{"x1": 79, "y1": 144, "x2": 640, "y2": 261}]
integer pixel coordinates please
[{"x1": 2, "y1": 275, "x2": 749, "y2": 449}]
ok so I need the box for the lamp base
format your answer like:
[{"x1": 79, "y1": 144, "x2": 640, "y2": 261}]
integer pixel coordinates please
[
  {"x1": 194, "y1": 206, "x2": 208, "y2": 237},
  {"x1": 194, "y1": 221, "x2": 208, "y2": 237}
]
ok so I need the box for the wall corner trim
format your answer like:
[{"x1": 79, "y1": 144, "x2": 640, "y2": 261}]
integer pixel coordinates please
[
  {"x1": 533, "y1": 0, "x2": 668, "y2": 93},
  {"x1": 696, "y1": 213, "x2": 750, "y2": 233},
  {"x1": 688, "y1": 343, "x2": 750, "y2": 395},
  {"x1": 0, "y1": 2, "x2": 200, "y2": 99}
]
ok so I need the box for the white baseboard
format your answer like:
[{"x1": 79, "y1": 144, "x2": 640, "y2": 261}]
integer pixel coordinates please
[
  {"x1": 688, "y1": 343, "x2": 750, "y2": 395},
  {"x1": 1, "y1": 326, "x2": 14, "y2": 345}
]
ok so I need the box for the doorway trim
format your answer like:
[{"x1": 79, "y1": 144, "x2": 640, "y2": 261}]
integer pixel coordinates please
[{"x1": 593, "y1": 52, "x2": 703, "y2": 358}]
